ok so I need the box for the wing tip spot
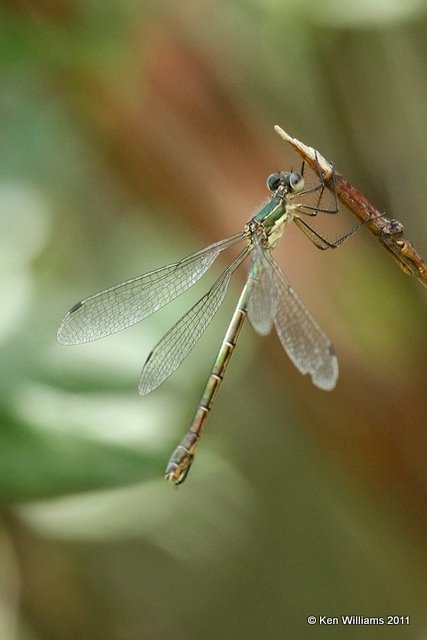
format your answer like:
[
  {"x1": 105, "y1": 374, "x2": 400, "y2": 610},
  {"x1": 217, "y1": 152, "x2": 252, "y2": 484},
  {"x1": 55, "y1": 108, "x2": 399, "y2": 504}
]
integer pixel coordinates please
[{"x1": 69, "y1": 301, "x2": 83, "y2": 314}]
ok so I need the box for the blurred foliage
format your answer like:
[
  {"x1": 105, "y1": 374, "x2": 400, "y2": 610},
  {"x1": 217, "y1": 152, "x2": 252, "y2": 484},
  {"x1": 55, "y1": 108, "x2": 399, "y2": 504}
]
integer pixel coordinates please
[{"x1": 1, "y1": 0, "x2": 427, "y2": 638}]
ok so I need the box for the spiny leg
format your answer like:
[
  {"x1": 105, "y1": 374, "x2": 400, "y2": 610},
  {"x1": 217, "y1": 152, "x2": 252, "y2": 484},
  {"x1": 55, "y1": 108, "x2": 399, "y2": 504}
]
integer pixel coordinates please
[
  {"x1": 292, "y1": 150, "x2": 386, "y2": 249},
  {"x1": 293, "y1": 212, "x2": 385, "y2": 251},
  {"x1": 294, "y1": 152, "x2": 339, "y2": 217}
]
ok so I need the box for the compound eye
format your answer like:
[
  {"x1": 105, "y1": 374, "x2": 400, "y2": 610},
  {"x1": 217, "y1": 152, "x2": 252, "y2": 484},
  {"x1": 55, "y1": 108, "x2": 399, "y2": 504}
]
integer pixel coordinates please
[
  {"x1": 266, "y1": 172, "x2": 282, "y2": 192},
  {"x1": 288, "y1": 171, "x2": 304, "y2": 193}
]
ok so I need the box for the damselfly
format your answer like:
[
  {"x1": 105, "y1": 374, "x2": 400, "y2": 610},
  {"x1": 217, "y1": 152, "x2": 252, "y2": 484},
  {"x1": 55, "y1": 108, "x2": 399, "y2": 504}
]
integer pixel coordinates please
[{"x1": 58, "y1": 159, "x2": 365, "y2": 485}]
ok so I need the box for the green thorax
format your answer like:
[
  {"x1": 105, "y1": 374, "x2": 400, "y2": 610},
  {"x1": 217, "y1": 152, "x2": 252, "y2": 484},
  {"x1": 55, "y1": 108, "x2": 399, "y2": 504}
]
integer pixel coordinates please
[{"x1": 253, "y1": 194, "x2": 291, "y2": 249}]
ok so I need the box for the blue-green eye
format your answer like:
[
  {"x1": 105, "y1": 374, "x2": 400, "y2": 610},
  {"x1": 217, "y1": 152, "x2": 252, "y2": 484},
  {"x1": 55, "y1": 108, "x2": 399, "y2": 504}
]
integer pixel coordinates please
[
  {"x1": 288, "y1": 172, "x2": 304, "y2": 192},
  {"x1": 266, "y1": 172, "x2": 282, "y2": 192}
]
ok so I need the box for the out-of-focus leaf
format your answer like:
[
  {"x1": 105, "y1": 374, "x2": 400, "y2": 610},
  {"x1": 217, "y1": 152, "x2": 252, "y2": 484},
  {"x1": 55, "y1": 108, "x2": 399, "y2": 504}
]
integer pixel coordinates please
[{"x1": 0, "y1": 407, "x2": 162, "y2": 503}]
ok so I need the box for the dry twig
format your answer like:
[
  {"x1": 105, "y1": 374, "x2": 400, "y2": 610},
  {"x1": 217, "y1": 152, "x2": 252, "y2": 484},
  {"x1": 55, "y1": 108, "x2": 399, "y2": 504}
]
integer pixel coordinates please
[{"x1": 274, "y1": 125, "x2": 427, "y2": 290}]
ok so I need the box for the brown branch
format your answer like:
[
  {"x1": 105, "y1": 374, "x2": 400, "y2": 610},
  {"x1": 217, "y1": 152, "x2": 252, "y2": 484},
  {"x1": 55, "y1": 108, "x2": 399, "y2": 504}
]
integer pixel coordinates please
[{"x1": 274, "y1": 125, "x2": 427, "y2": 290}]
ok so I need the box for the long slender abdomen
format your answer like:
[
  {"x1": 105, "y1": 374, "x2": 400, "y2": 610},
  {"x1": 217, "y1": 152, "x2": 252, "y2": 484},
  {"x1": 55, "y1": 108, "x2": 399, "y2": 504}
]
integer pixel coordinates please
[{"x1": 165, "y1": 277, "x2": 256, "y2": 485}]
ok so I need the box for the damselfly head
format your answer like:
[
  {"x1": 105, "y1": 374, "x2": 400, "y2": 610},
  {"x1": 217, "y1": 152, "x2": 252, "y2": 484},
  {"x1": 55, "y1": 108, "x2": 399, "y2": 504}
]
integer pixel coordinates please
[{"x1": 266, "y1": 171, "x2": 304, "y2": 194}]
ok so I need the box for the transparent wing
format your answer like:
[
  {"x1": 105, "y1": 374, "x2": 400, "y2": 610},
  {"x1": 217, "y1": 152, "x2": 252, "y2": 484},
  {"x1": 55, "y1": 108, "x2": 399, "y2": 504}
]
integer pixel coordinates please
[
  {"x1": 57, "y1": 233, "x2": 244, "y2": 345},
  {"x1": 247, "y1": 235, "x2": 276, "y2": 336},
  {"x1": 267, "y1": 254, "x2": 338, "y2": 390},
  {"x1": 139, "y1": 247, "x2": 250, "y2": 396}
]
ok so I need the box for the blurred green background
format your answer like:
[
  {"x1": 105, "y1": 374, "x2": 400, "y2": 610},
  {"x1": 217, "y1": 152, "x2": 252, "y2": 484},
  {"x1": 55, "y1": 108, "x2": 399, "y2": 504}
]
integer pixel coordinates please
[{"x1": 1, "y1": 1, "x2": 427, "y2": 638}]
